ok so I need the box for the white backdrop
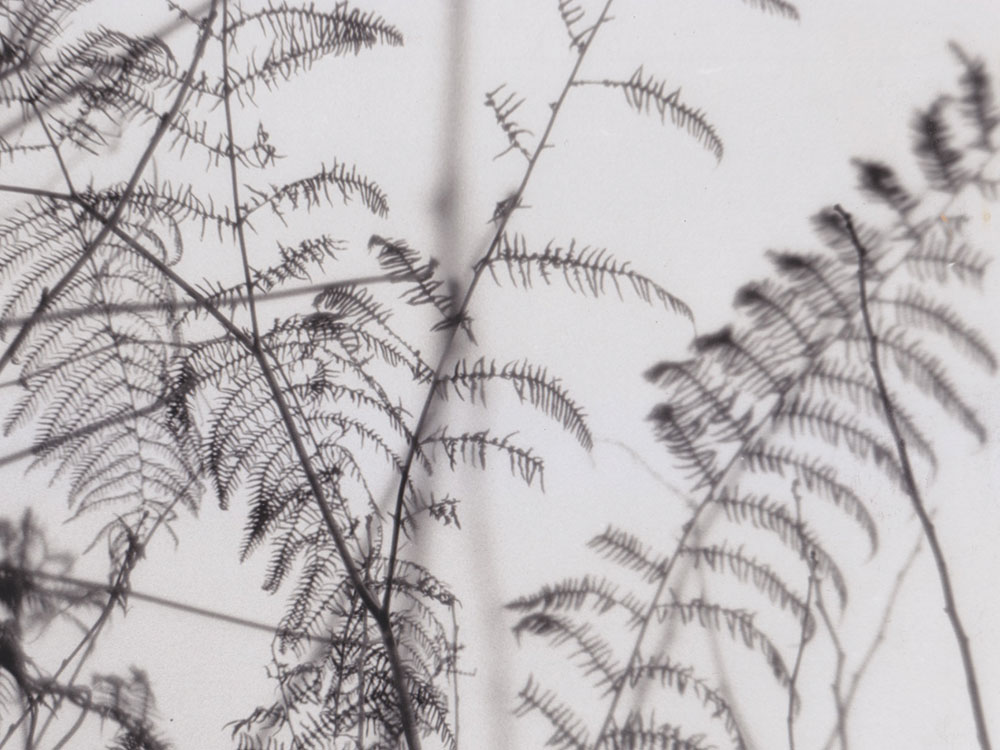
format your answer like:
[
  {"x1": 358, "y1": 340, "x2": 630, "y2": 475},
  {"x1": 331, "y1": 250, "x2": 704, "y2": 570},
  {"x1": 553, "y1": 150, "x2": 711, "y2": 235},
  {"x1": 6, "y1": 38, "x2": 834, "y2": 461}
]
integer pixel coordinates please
[{"x1": 3, "y1": 1, "x2": 999, "y2": 748}]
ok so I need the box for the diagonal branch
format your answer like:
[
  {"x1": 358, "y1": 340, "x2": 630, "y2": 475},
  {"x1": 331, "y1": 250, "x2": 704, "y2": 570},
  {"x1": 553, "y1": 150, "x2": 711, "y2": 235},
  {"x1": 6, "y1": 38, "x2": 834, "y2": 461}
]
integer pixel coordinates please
[{"x1": 381, "y1": 0, "x2": 621, "y2": 619}]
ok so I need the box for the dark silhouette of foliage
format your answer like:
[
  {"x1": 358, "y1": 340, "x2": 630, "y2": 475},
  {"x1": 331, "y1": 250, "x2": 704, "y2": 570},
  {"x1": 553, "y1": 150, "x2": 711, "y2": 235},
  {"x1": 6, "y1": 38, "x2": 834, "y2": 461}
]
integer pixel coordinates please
[
  {"x1": 0, "y1": 1, "x2": 994, "y2": 749},
  {"x1": 510, "y1": 44, "x2": 997, "y2": 750}
]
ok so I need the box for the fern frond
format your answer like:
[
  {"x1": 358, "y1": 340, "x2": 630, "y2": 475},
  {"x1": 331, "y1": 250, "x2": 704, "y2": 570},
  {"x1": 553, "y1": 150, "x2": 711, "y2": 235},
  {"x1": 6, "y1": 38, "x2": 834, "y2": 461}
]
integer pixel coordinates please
[
  {"x1": 512, "y1": 612, "x2": 618, "y2": 684},
  {"x1": 435, "y1": 357, "x2": 593, "y2": 450},
  {"x1": 620, "y1": 657, "x2": 746, "y2": 750},
  {"x1": 487, "y1": 234, "x2": 693, "y2": 319},
  {"x1": 422, "y1": 429, "x2": 544, "y2": 489},
  {"x1": 556, "y1": 0, "x2": 590, "y2": 51},
  {"x1": 902, "y1": 226, "x2": 989, "y2": 286},
  {"x1": 515, "y1": 676, "x2": 591, "y2": 750},
  {"x1": 644, "y1": 358, "x2": 751, "y2": 443},
  {"x1": 739, "y1": 445, "x2": 879, "y2": 553},
  {"x1": 3, "y1": 246, "x2": 202, "y2": 558},
  {"x1": 713, "y1": 489, "x2": 847, "y2": 604},
  {"x1": 691, "y1": 326, "x2": 784, "y2": 393},
  {"x1": 485, "y1": 84, "x2": 533, "y2": 160},
  {"x1": 845, "y1": 326, "x2": 987, "y2": 442},
  {"x1": 81, "y1": 180, "x2": 236, "y2": 240},
  {"x1": 679, "y1": 544, "x2": 814, "y2": 636},
  {"x1": 767, "y1": 250, "x2": 855, "y2": 320},
  {"x1": 598, "y1": 714, "x2": 714, "y2": 750},
  {"x1": 506, "y1": 575, "x2": 645, "y2": 623},
  {"x1": 776, "y1": 394, "x2": 906, "y2": 480},
  {"x1": 647, "y1": 404, "x2": 722, "y2": 489},
  {"x1": 0, "y1": 0, "x2": 91, "y2": 57},
  {"x1": 588, "y1": 525, "x2": 667, "y2": 584},
  {"x1": 368, "y1": 235, "x2": 465, "y2": 332},
  {"x1": 574, "y1": 66, "x2": 724, "y2": 161},
  {"x1": 949, "y1": 42, "x2": 999, "y2": 151},
  {"x1": 871, "y1": 288, "x2": 997, "y2": 372},
  {"x1": 225, "y1": 2, "x2": 403, "y2": 96},
  {"x1": 189, "y1": 235, "x2": 342, "y2": 320},
  {"x1": 852, "y1": 159, "x2": 918, "y2": 220},
  {"x1": 734, "y1": 0, "x2": 799, "y2": 20},
  {"x1": 655, "y1": 596, "x2": 792, "y2": 688},
  {"x1": 246, "y1": 160, "x2": 389, "y2": 218},
  {"x1": 310, "y1": 285, "x2": 435, "y2": 381},
  {"x1": 912, "y1": 97, "x2": 966, "y2": 192},
  {"x1": 802, "y1": 360, "x2": 937, "y2": 468}
]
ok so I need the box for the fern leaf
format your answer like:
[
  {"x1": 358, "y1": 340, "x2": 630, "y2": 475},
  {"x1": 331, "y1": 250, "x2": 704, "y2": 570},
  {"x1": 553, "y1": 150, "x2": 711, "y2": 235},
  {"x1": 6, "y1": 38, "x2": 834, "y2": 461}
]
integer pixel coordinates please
[
  {"x1": 575, "y1": 66, "x2": 724, "y2": 160},
  {"x1": 713, "y1": 489, "x2": 847, "y2": 604},
  {"x1": 556, "y1": 0, "x2": 590, "y2": 50},
  {"x1": 679, "y1": 544, "x2": 814, "y2": 637},
  {"x1": 435, "y1": 357, "x2": 593, "y2": 450},
  {"x1": 645, "y1": 358, "x2": 752, "y2": 444},
  {"x1": 484, "y1": 84, "x2": 533, "y2": 160},
  {"x1": 246, "y1": 160, "x2": 389, "y2": 218},
  {"x1": 598, "y1": 714, "x2": 715, "y2": 750},
  {"x1": 777, "y1": 395, "x2": 906, "y2": 481},
  {"x1": 511, "y1": 612, "x2": 618, "y2": 684},
  {"x1": 871, "y1": 288, "x2": 996, "y2": 372},
  {"x1": 803, "y1": 360, "x2": 937, "y2": 468},
  {"x1": 654, "y1": 597, "x2": 792, "y2": 688},
  {"x1": 852, "y1": 159, "x2": 918, "y2": 218},
  {"x1": 691, "y1": 326, "x2": 784, "y2": 394},
  {"x1": 732, "y1": 280, "x2": 815, "y2": 353},
  {"x1": 647, "y1": 404, "x2": 722, "y2": 489},
  {"x1": 846, "y1": 326, "x2": 987, "y2": 442},
  {"x1": 514, "y1": 676, "x2": 591, "y2": 750},
  {"x1": 902, "y1": 226, "x2": 989, "y2": 286},
  {"x1": 368, "y1": 235, "x2": 467, "y2": 333},
  {"x1": 422, "y1": 429, "x2": 545, "y2": 489},
  {"x1": 507, "y1": 575, "x2": 645, "y2": 623},
  {"x1": 734, "y1": 0, "x2": 799, "y2": 19},
  {"x1": 740, "y1": 445, "x2": 879, "y2": 553},
  {"x1": 620, "y1": 657, "x2": 747, "y2": 750},
  {"x1": 588, "y1": 525, "x2": 668, "y2": 584},
  {"x1": 767, "y1": 250, "x2": 855, "y2": 320},
  {"x1": 912, "y1": 97, "x2": 966, "y2": 192},
  {"x1": 226, "y1": 2, "x2": 403, "y2": 96},
  {"x1": 949, "y1": 42, "x2": 999, "y2": 150},
  {"x1": 487, "y1": 234, "x2": 693, "y2": 320}
]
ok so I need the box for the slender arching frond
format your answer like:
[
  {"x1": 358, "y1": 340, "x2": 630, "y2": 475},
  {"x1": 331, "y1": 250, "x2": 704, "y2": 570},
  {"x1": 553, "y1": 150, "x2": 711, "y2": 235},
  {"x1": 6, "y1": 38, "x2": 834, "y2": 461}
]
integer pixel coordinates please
[
  {"x1": 224, "y1": 1, "x2": 403, "y2": 96},
  {"x1": 573, "y1": 66, "x2": 724, "y2": 161},
  {"x1": 486, "y1": 234, "x2": 693, "y2": 319},
  {"x1": 538, "y1": 49, "x2": 999, "y2": 750},
  {"x1": 435, "y1": 357, "x2": 594, "y2": 450},
  {"x1": 485, "y1": 83, "x2": 533, "y2": 161},
  {"x1": 246, "y1": 160, "x2": 390, "y2": 219}
]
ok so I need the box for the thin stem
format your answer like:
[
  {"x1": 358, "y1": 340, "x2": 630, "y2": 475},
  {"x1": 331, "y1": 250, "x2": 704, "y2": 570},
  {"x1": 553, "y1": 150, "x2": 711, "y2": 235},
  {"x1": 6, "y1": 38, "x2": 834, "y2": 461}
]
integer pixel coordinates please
[
  {"x1": 220, "y1": 0, "x2": 261, "y2": 346},
  {"x1": 820, "y1": 528, "x2": 924, "y2": 750},
  {"x1": 815, "y1": 584, "x2": 848, "y2": 750},
  {"x1": 597, "y1": 127, "x2": 1000, "y2": 750},
  {"x1": 216, "y1": 3, "x2": 419, "y2": 744},
  {"x1": 788, "y1": 482, "x2": 817, "y2": 750},
  {"x1": 836, "y1": 203, "x2": 992, "y2": 750},
  {"x1": 0, "y1": 494, "x2": 187, "y2": 750},
  {"x1": 381, "y1": 0, "x2": 618, "y2": 617},
  {"x1": 450, "y1": 603, "x2": 461, "y2": 750}
]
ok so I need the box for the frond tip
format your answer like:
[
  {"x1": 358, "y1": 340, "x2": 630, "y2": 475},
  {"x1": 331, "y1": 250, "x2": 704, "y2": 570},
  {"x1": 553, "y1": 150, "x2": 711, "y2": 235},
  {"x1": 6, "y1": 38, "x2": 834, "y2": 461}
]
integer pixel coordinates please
[
  {"x1": 486, "y1": 234, "x2": 693, "y2": 320},
  {"x1": 735, "y1": 0, "x2": 800, "y2": 20},
  {"x1": 574, "y1": 67, "x2": 724, "y2": 161}
]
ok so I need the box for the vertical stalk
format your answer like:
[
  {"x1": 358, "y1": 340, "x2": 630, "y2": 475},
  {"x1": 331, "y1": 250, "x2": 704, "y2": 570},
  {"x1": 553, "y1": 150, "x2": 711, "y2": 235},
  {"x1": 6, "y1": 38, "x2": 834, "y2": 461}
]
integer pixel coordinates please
[{"x1": 836, "y1": 204, "x2": 992, "y2": 750}]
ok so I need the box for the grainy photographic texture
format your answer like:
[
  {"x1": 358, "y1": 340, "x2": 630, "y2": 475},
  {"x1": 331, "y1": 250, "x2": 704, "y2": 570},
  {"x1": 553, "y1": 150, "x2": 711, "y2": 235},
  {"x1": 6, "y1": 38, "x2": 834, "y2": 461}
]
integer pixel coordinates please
[{"x1": 0, "y1": 2, "x2": 997, "y2": 749}]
